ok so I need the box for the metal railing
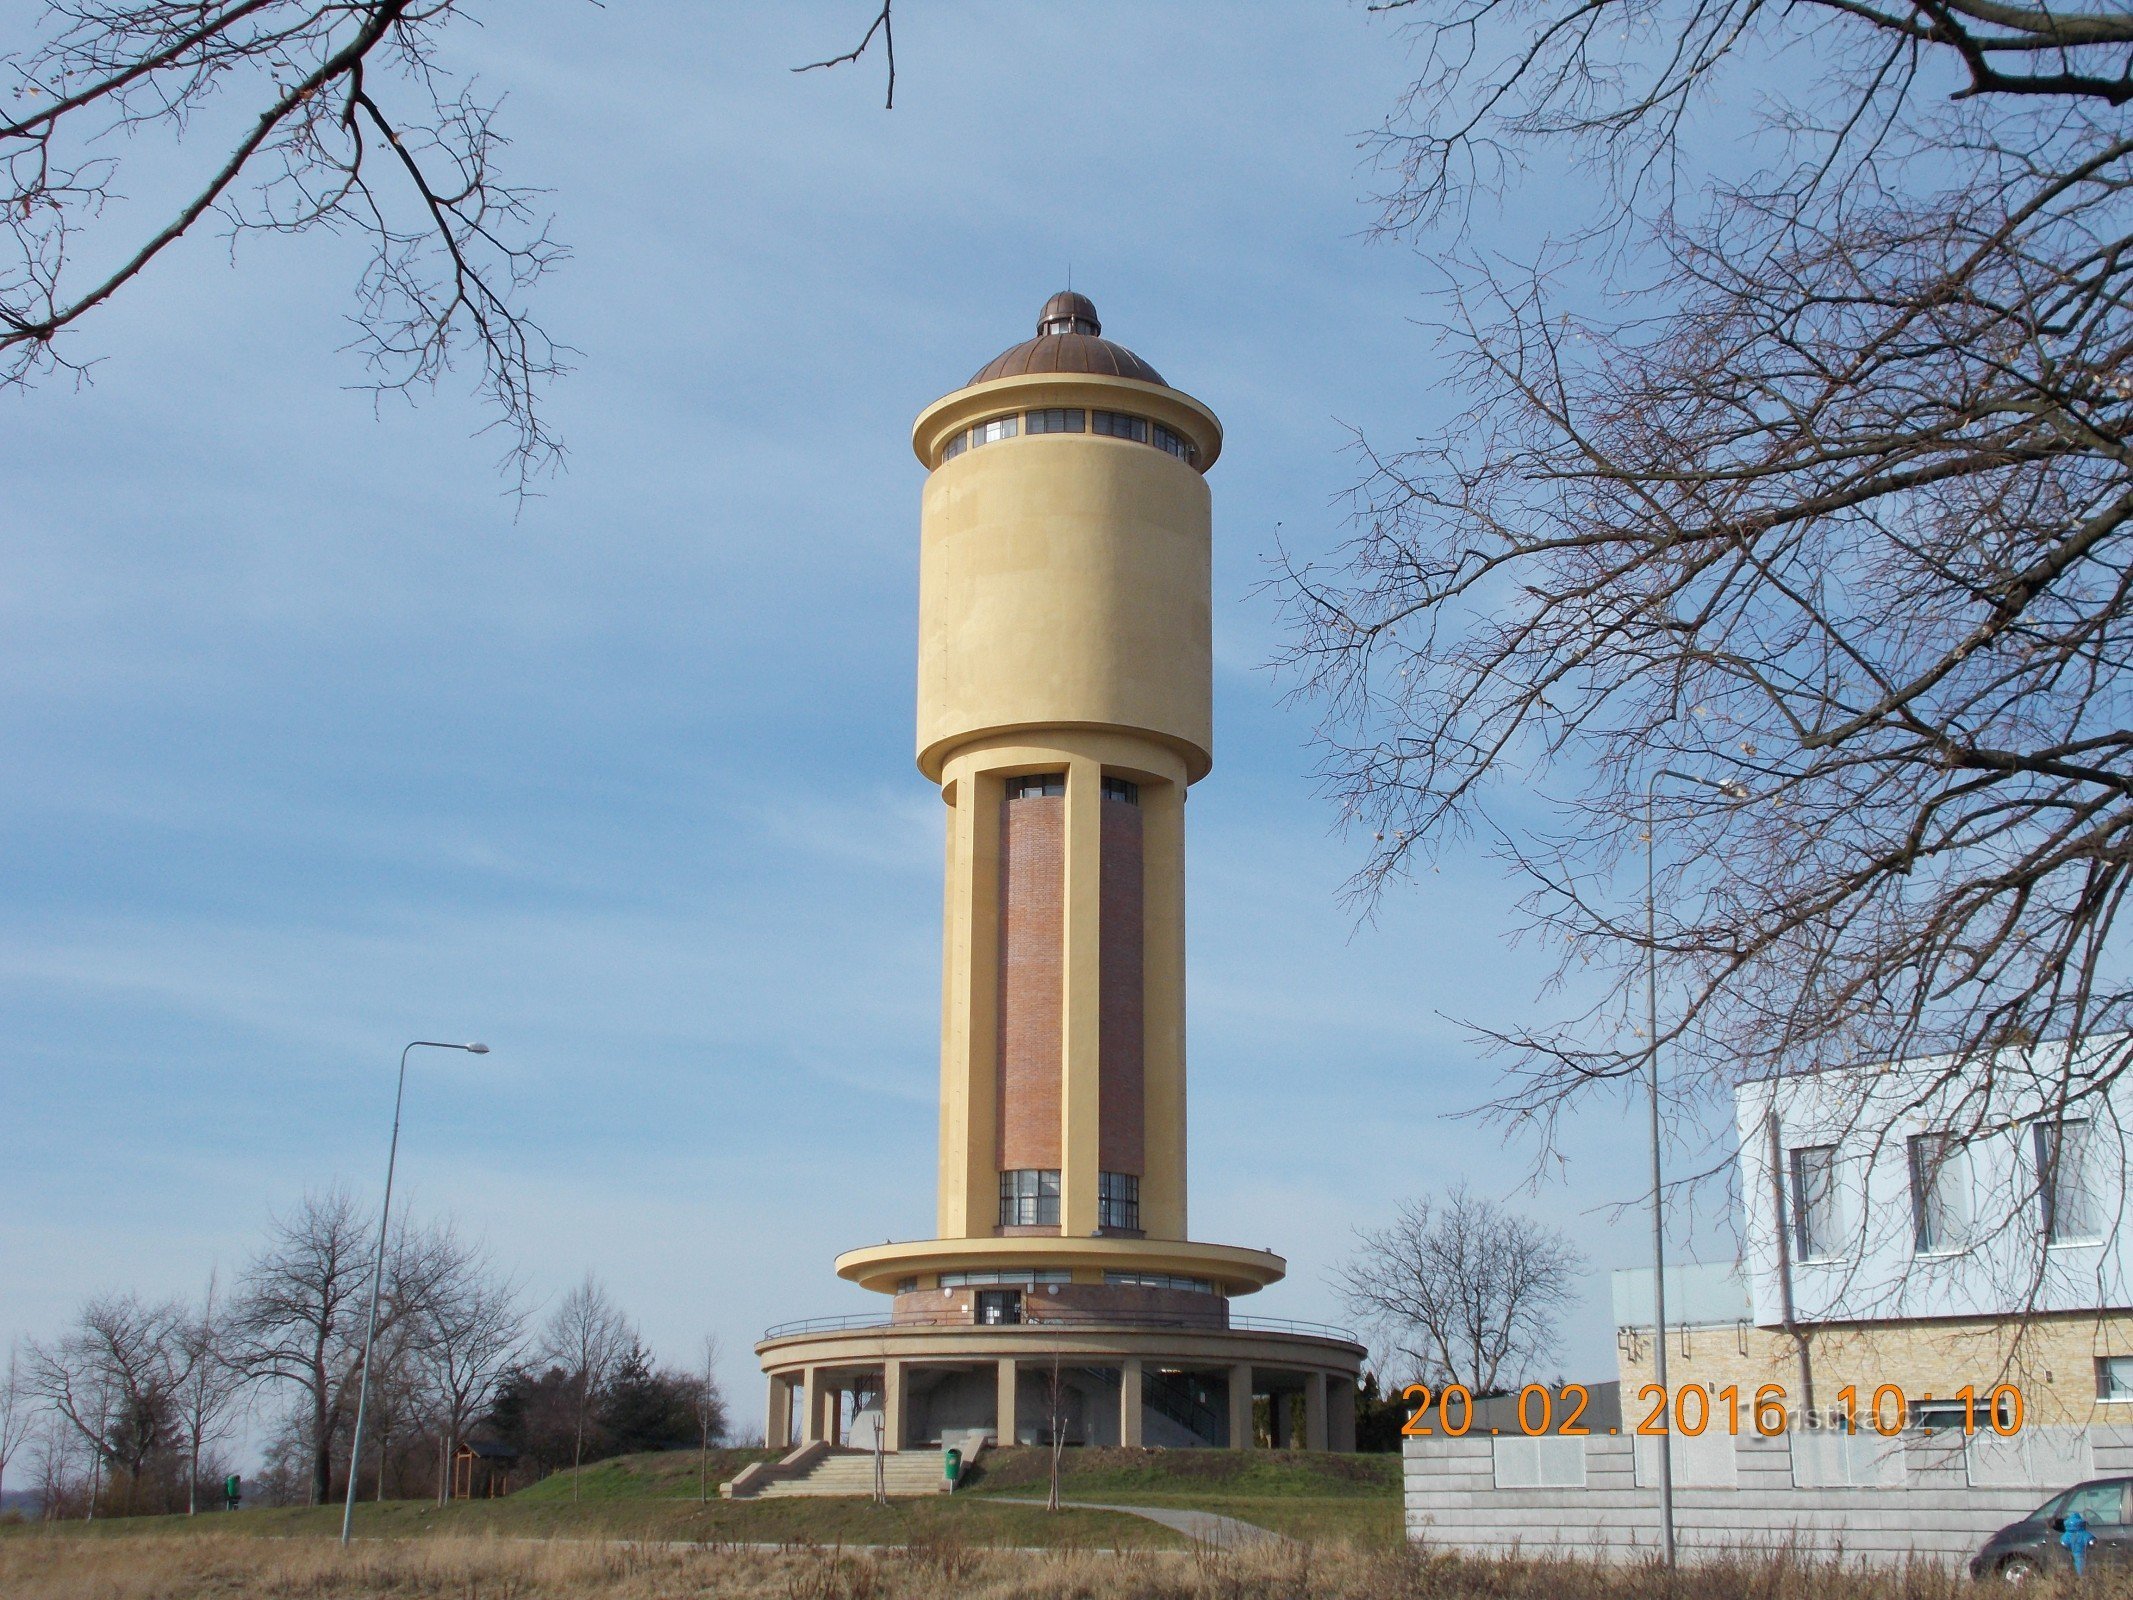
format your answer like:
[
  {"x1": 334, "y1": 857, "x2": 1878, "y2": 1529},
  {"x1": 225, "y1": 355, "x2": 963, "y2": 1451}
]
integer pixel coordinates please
[{"x1": 759, "y1": 1308, "x2": 1361, "y2": 1344}]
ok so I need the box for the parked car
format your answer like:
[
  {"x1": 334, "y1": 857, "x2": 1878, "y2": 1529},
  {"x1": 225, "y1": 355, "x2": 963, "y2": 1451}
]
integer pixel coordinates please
[{"x1": 1972, "y1": 1478, "x2": 2133, "y2": 1580}]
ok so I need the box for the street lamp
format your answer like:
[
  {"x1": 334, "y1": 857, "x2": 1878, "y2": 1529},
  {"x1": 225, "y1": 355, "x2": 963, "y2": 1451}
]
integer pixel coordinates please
[
  {"x1": 340, "y1": 1040, "x2": 490, "y2": 1547},
  {"x1": 1644, "y1": 770, "x2": 1747, "y2": 1568}
]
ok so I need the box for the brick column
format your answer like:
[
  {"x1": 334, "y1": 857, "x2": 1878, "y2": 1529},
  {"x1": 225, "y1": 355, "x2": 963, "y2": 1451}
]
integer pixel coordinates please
[
  {"x1": 1229, "y1": 1363, "x2": 1255, "y2": 1450},
  {"x1": 1120, "y1": 1358, "x2": 1143, "y2": 1447},
  {"x1": 1305, "y1": 1372, "x2": 1328, "y2": 1451},
  {"x1": 997, "y1": 1358, "x2": 1019, "y2": 1446}
]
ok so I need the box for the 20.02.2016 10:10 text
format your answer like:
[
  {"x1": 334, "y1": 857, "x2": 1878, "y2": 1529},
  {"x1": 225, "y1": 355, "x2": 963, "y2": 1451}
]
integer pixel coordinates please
[{"x1": 1399, "y1": 1381, "x2": 2028, "y2": 1439}]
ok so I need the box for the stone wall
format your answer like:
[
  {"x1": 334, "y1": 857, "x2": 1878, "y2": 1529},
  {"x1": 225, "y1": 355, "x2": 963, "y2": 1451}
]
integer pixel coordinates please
[{"x1": 1405, "y1": 1425, "x2": 2133, "y2": 1566}]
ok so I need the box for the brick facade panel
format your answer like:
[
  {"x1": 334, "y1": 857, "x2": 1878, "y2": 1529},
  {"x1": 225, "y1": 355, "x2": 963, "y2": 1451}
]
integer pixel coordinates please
[
  {"x1": 1618, "y1": 1309, "x2": 2133, "y2": 1426},
  {"x1": 1098, "y1": 798, "x2": 1145, "y2": 1175},
  {"x1": 997, "y1": 796, "x2": 1063, "y2": 1171}
]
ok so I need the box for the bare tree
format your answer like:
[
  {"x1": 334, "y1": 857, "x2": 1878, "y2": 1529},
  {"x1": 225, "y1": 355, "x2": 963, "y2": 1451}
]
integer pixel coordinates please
[
  {"x1": 0, "y1": 1339, "x2": 28, "y2": 1507},
  {"x1": 2, "y1": 1, "x2": 567, "y2": 489},
  {"x1": 408, "y1": 1229, "x2": 524, "y2": 1506},
  {"x1": 230, "y1": 1187, "x2": 449, "y2": 1506},
  {"x1": 169, "y1": 1274, "x2": 245, "y2": 1515},
  {"x1": 363, "y1": 1308, "x2": 426, "y2": 1502},
  {"x1": 1334, "y1": 1186, "x2": 1580, "y2": 1394},
  {"x1": 1275, "y1": 0, "x2": 2133, "y2": 1173},
  {"x1": 693, "y1": 1335, "x2": 726, "y2": 1505},
  {"x1": 26, "y1": 1292, "x2": 184, "y2": 1514},
  {"x1": 1044, "y1": 1351, "x2": 1065, "y2": 1512},
  {"x1": 27, "y1": 1410, "x2": 79, "y2": 1520},
  {"x1": 539, "y1": 1272, "x2": 630, "y2": 1501},
  {"x1": 871, "y1": 1371, "x2": 887, "y2": 1504},
  {"x1": 230, "y1": 1188, "x2": 369, "y2": 1506}
]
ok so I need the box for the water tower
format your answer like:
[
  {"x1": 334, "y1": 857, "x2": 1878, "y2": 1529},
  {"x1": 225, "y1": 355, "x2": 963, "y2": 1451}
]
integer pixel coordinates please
[{"x1": 754, "y1": 294, "x2": 1363, "y2": 1454}]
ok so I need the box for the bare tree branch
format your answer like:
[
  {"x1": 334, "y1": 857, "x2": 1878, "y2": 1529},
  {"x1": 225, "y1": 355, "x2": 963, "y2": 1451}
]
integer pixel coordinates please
[
  {"x1": 1274, "y1": 0, "x2": 2133, "y2": 1207},
  {"x1": 3, "y1": 2, "x2": 568, "y2": 494},
  {"x1": 792, "y1": 2, "x2": 894, "y2": 110}
]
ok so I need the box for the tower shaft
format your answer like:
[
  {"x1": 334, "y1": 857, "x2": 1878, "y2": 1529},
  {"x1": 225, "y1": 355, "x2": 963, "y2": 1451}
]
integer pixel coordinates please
[{"x1": 934, "y1": 732, "x2": 1188, "y2": 1242}]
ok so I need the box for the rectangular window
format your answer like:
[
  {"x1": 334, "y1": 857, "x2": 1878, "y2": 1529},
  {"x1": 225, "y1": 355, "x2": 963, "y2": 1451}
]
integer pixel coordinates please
[
  {"x1": 1909, "y1": 1132, "x2": 1969, "y2": 1255},
  {"x1": 1152, "y1": 423, "x2": 1195, "y2": 462},
  {"x1": 942, "y1": 430, "x2": 969, "y2": 460},
  {"x1": 1024, "y1": 408, "x2": 1086, "y2": 434},
  {"x1": 1091, "y1": 410, "x2": 1148, "y2": 442},
  {"x1": 1097, "y1": 1171, "x2": 1140, "y2": 1231},
  {"x1": 1913, "y1": 1391, "x2": 2017, "y2": 1429},
  {"x1": 1101, "y1": 776, "x2": 1139, "y2": 804},
  {"x1": 1791, "y1": 1145, "x2": 1841, "y2": 1261},
  {"x1": 1006, "y1": 772, "x2": 1066, "y2": 799},
  {"x1": 971, "y1": 414, "x2": 1020, "y2": 447},
  {"x1": 1103, "y1": 1271, "x2": 1211, "y2": 1293},
  {"x1": 2098, "y1": 1357, "x2": 2133, "y2": 1401},
  {"x1": 940, "y1": 1269, "x2": 1069, "y2": 1288},
  {"x1": 2036, "y1": 1118, "x2": 2101, "y2": 1243},
  {"x1": 975, "y1": 1289, "x2": 1022, "y2": 1326},
  {"x1": 998, "y1": 1168, "x2": 1061, "y2": 1227}
]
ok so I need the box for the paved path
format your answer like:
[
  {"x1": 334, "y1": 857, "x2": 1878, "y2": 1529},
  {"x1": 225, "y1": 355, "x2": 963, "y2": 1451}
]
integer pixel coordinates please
[{"x1": 993, "y1": 1497, "x2": 1284, "y2": 1549}]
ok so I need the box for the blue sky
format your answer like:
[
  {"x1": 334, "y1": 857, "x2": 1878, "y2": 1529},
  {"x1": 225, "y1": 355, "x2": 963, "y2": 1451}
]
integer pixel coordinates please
[{"x1": 1, "y1": 2, "x2": 1722, "y2": 1443}]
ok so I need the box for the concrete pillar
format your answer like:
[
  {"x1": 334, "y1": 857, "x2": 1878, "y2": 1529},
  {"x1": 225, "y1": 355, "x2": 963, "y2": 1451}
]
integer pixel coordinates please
[
  {"x1": 1329, "y1": 1377, "x2": 1357, "y2": 1453},
  {"x1": 1228, "y1": 1363, "x2": 1255, "y2": 1450},
  {"x1": 1140, "y1": 775, "x2": 1187, "y2": 1239},
  {"x1": 1305, "y1": 1372, "x2": 1328, "y2": 1452},
  {"x1": 801, "y1": 1366, "x2": 824, "y2": 1444},
  {"x1": 883, "y1": 1359, "x2": 906, "y2": 1452},
  {"x1": 1120, "y1": 1358, "x2": 1143, "y2": 1447},
  {"x1": 767, "y1": 1374, "x2": 792, "y2": 1450},
  {"x1": 997, "y1": 1358, "x2": 1019, "y2": 1446},
  {"x1": 937, "y1": 763, "x2": 1002, "y2": 1238},
  {"x1": 1060, "y1": 756, "x2": 1104, "y2": 1236}
]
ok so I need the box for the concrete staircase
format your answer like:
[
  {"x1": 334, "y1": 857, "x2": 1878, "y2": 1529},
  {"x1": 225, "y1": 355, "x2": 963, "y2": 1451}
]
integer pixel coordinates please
[
  {"x1": 724, "y1": 1441, "x2": 977, "y2": 1500},
  {"x1": 755, "y1": 1448, "x2": 952, "y2": 1498}
]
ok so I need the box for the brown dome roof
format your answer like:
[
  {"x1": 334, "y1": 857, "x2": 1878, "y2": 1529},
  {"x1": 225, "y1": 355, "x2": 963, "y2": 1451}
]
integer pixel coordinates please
[{"x1": 969, "y1": 293, "x2": 1166, "y2": 388}]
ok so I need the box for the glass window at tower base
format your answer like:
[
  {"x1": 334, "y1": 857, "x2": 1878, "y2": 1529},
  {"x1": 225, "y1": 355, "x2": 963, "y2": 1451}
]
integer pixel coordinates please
[
  {"x1": 1098, "y1": 1171, "x2": 1140, "y2": 1231},
  {"x1": 999, "y1": 1168, "x2": 1061, "y2": 1226}
]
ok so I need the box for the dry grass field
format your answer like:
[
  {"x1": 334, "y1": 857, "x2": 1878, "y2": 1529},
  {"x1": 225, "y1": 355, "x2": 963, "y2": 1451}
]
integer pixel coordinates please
[
  {"x1": 0, "y1": 1529, "x2": 2094, "y2": 1600},
  {"x1": 0, "y1": 1452, "x2": 2103, "y2": 1598}
]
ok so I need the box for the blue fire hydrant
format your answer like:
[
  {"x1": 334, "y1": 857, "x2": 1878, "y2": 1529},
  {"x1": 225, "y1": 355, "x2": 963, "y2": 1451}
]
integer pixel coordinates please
[{"x1": 2064, "y1": 1510, "x2": 2096, "y2": 1576}]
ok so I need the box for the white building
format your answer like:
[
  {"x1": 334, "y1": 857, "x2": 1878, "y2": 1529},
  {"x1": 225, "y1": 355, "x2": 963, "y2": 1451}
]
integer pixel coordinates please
[{"x1": 1737, "y1": 1045, "x2": 2132, "y2": 1344}]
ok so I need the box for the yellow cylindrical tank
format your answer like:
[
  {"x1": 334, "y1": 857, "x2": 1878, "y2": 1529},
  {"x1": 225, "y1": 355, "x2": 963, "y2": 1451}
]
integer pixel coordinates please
[{"x1": 911, "y1": 365, "x2": 1222, "y2": 784}]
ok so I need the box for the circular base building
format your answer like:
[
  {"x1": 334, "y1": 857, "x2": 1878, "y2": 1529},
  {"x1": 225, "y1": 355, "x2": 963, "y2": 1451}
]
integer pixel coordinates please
[
  {"x1": 755, "y1": 295, "x2": 1364, "y2": 1454},
  {"x1": 761, "y1": 1238, "x2": 1362, "y2": 1451}
]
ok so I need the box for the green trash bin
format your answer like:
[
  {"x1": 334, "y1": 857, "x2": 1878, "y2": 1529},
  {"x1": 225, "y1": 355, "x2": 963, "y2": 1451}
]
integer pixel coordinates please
[{"x1": 943, "y1": 1447, "x2": 962, "y2": 1492}]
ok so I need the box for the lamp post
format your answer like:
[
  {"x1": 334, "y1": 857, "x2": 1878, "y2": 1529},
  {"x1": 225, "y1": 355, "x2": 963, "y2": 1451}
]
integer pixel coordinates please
[
  {"x1": 340, "y1": 1040, "x2": 489, "y2": 1547},
  {"x1": 1644, "y1": 770, "x2": 1746, "y2": 1568}
]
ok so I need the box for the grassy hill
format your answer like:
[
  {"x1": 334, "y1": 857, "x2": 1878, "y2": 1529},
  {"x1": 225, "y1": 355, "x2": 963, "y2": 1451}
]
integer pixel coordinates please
[
  {"x1": 509, "y1": 1447, "x2": 778, "y2": 1503},
  {"x1": 0, "y1": 1447, "x2": 1404, "y2": 1551},
  {"x1": 960, "y1": 1447, "x2": 1403, "y2": 1546}
]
